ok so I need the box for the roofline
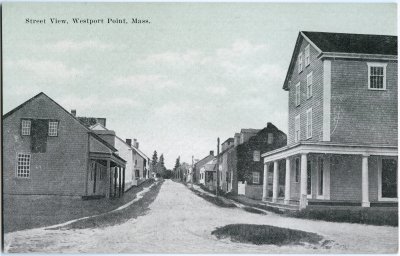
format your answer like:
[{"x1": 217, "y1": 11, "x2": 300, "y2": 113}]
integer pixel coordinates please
[
  {"x1": 89, "y1": 132, "x2": 118, "y2": 152},
  {"x1": 89, "y1": 122, "x2": 109, "y2": 131},
  {"x1": 318, "y1": 52, "x2": 397, "y2": 61}
]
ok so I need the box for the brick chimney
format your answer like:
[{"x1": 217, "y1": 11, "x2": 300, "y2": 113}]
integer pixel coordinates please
[
  {"x1": 133, "y1": 138, "x2": 138, "y2": 149},
  {"x1": 126, "y1": 139, "x2": 132, "y2": 147},
  {"x1": 210, "y1": 150, "x2": 214, "y2": 156},
  {"x1": 71, "y1": 109, "x2": 76, "y2": 117}
]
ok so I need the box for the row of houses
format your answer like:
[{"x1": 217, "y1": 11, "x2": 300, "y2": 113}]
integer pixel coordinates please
[
  {"x1": 3, "y1": 93, "x2": 151, "y2": 199},
  {"x1": 193, "y1": 31, "x2": 398, "y2": 210}
]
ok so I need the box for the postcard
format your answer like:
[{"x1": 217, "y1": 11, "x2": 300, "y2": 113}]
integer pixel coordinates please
[{"x1": 2, "y1": 2, "x2": 398, "y2": 253}]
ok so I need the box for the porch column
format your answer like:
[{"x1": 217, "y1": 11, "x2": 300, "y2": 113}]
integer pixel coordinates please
[
  {"x1": 300, "y1": 153, "x2": 308, "y2": 209},
  {"x1": 284, "y1": 158, "x2": 291, "y2": 204},
  {"x1": 262, "y1": 162, "x2": 268, "y2": 201},
  {"x1": 106, "y1": 160, "x2": 111, "y2": 198},
  {"x1": 114, "y1": 167, "x2": 117, "y2": 197},
  {"x1": 272, "y1": 160, "x2": 279, "y2": 203},
  {"x1": 118, "y1": 167, "x2": 122, "y2": 197},
  {"x1": 122, "y1": 167, "x2": 126, "y2": 193},
  {"x1": 362, "y1": 154, "x2": 370, "y2": 207}
]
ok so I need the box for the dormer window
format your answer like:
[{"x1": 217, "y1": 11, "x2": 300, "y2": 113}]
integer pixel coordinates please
[
  {"x1": 21, "y1": 119, "x2": 31, "y2": 136},
  {"x1": 368, "y1": 63, "x2": 387, "y2": 90},
  {"x1": 298, "y1": 52, "x2": 303, "y2": 73},
  {"x1": 305, "y1": 45, "x2": 310, "y2": 66}
]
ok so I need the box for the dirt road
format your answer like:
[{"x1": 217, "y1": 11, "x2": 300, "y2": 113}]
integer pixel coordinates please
[{"x1": 4, "y1": 180, "x2": 398, "y2": 253}]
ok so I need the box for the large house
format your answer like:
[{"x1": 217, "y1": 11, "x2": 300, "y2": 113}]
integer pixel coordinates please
[
  {"x1": 262, "y1": 31, "x2": 398, "y2": 209},
  {"x1": 3, "y1": 93, "x2": 126, "y2": 198},
  {"x1": 218, "y1": 138, "x2": 235, "y2": 193},
  {"x1": 193, "y1": 151, "x2": 214, "y2": 184}
]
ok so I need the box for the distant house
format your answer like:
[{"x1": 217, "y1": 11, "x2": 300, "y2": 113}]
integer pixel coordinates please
[
  {"x1": 193, "y1": 151, "x2": 214, "y2": 184},
  {"x1": 199, "y1": 158, "x2": 217, "y2": 190},
  {"x1": 90, "y1": 123, "x2": 150, "y2": 188},
  {"x1": 262, "y1": 31, "x2": 398, "y2": 209},
  {"x1": 218, "y1": 138, "x2": 235, "y2": 193},
  {"x1": 235, "y1": 123, "x2": 287, "y2": 200},
  {"x1": 3, "y1": 93, "x2": 126, "y2": 198}
]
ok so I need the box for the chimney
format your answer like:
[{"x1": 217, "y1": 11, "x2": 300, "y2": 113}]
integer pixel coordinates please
[
  {"x1": 133, "y1": 138, "x2": 138, "y2": 148},
  {"x1": 136, "y1": 142, "x2": 139, "y2": 149},
  {"x1": 126, "y1": 139, "x2": 132, "y2": 146},
  {"x1": 71, "y1": 109, "x2": 76, "y2": 117},
  {"x1": 210, "y1": 150, "x2": 214, "y2": 156}
]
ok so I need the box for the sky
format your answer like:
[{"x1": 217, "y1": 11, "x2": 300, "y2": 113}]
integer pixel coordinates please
[{"x1": 3, "y1": 3, "x2": 397, "y2": 168}]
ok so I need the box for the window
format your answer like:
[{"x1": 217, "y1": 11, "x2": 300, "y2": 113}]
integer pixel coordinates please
[
  {"x1": 295, "y1": 158, "x2": 300, "y2": 182},
  {"x1": 252, "y1": 172, "x2": 260, "y2": 184},
  {"x1": 298, "y1": 52, "x2": 303, "y2": 73},
  {"x1": 135, "y1": 169, "x2": 140, "y2": 179},
  {"x1": 306, "y1": 108, "x2": 312, "y2": 139},
  {"x1": 305, "y1": 45, "x2": 310, "y2": 66},
  {"x1": 295, "y1": 82, "x2": 301, "y2": 106},
  {"x1": 21, "y1": 120, "x2": 31, "y2": 136},
  {"x1": 48, "y1": 121, "x2": 58, "y2": 136},
  {"x1": 253, "y1": 151, "x2": 260, "y2": 162},
  {"x1": 307, "y1": 72, "x2": 313, "y2": 98},
  {"x1": 368, "y1": 63, "x2": 387, "y2": 90},
  {"x1": 295, "y1": 114, "x2": 300, "y2": 142},
  {"x1": 135, "y1": 160, "x2": 138, "y2": 166},
  {"x1": 17, "y1": 153, "x2": 31, "y2": 178},
  {"x1": 267, "y1": 133, "x2": 274, "y2": 144}
]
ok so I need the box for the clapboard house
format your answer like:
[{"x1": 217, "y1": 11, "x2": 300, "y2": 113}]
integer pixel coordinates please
[
  {"x1": 3, "y1": 92, "x2": 126, "y2": 198},
  {"x1": 262, "y1": 31, "x2": 398, "y2": 209}
]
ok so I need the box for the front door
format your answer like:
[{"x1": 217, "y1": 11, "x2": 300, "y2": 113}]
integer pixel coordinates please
[{"x1": 381, "y1": 159, "x2": 397, "y2": 199}]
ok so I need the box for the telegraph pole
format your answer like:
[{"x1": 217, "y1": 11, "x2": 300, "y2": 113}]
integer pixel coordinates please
[{"x1": 216, "y1": 137, "x2": 220, "y2": 197}]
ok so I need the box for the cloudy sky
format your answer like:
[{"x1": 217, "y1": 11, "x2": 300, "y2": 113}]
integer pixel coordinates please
[{"x1": 3, "y1": 3, "x2": 396, "y2": 168}]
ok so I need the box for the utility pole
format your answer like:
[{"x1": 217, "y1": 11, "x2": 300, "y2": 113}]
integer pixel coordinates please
[{"x1": 216, "y1": 137, "x2": 220, "y2": 197}]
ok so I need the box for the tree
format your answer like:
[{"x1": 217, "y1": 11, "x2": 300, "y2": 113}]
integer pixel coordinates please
[
  {"x1": 151, "y1": 150, "x2": 158, "y2": 175},
  {"x1": 157, "y1": 154, "x2": 166, "y2": 174},
  {"x1": 173, "y1": 156, "x2": 181, "y2": 178}
]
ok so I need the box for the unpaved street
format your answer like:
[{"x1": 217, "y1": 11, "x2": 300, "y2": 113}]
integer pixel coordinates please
[{"x1": 5, "y1": 180, "x2": 398, "y2": 253}]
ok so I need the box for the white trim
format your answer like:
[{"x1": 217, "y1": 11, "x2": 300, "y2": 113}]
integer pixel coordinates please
[
  {"x1": 262, "y1": 142, "x2": 398, "y2": 162},
  {"x1": 300, "y1": 32, "x2": 323, "y2": 54},
  {"x1": 367, "y1": 62, "x2": 387, "y2": 90},
  {"x1": 294, "y1": 114, "x2": 300, "y2": 143},
  {"x1": 16, "y1": 153, "x2": 31, "y2": 178},
  {"x1": 378, "y1": 156, "x2": 398, "y2": 201},
  {"x1": 298, "y1": 52, "x2": 303, "y2": 73},
  {"x1": 306, "y1": 108, "x2": 313, "y2": 139},
  {"x1": 322, "y1": 60, "x2": 331, "y2": 141},
  {"x1": 319, "y1": 52, "x2": 396, "y2": 61},
  {"x1": 295, "y1": 82, "x2": 301, "y2": 106},
  {"x1": 305, "y1": 44, "x2": 311, "y2": 67},
  {"x1": 306, "y1": 72, "x2": 313, "y2": 99}
]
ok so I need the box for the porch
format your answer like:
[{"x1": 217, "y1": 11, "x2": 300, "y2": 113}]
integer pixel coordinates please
[
  {"x1": 87, "y1": 152, "x2": 127, "y2": 199},
  {"x1": 261, "y1": 142, "x2": 398, "y2": 210}
]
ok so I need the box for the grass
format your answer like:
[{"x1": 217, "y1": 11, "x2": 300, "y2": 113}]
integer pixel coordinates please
[
  {"x1": 242, "y1": 206, "x2": 267, "y2": 215},
  {"x1": 288, "y1": 207, "x2": 398, "y2": 227},
  {"x1": 53, "y1": 180, "x2": 163, "y2": 230},
  {"x1": 3, "y1": 179, "x2": 156, "y2": 233},
  {"x1": 190, "y1": 188, "x2": 237, "y2": 208},
  {"x1": 211, "y1": 224, "x2": 323, "y2": 246}
]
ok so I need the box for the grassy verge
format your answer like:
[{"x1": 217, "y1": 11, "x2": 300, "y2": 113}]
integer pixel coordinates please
[
  {"x1": 212, "y1": 224, "x2": 323, "y2": 246},
  {"x1": 242, "y1": 206, "x2": 267, "y2": 215},
  {"x1": 49, "y1": 180, "x2": 163, "y2": 230},
  {"x1": 3, "y1": 179, "x2": 155, "y2": 233},
  {"x1": 288, "y1": 207, "x2": 398, "y2": 227},
  {"x1": 190, "y1": 188, "x2": 237, "y2": 208}
]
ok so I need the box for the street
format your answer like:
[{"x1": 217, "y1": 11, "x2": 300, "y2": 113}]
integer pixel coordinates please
[{"x1": 4, "y1": 180, "x2": 398, "y2": 253}]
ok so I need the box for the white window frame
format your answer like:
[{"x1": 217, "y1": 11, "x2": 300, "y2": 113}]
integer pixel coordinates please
[
  {"x1": 367, "y1": 62, "x2": 387, "y2": 90},
  {"x1": 307, "y1": 72, "x2": 313, "y2": 99},
  {"x1": 252, "y1": 172, "x2": 260, "y2": 184},
  {"x1": 377, "y1": 157, "x2": 398, "y2": 201},
  {"x1": 16, "y1": 153, "x2": 31, "y2": 178},
  {"x1": 21, "y1": 120, "x2": 31, "y2": 136},
  {"x1": 253, "y1": 151, "x2": 260, "y2": 162},
  {"x1": 295, "y1": 82, "x2": 301, "y2": 106},
  {"x1": 298, "y1": 52, "x2": 303, "y2": 73},
  {"x1": 294, "y1": 114, "x2": 300, "y2": 143},
  {"x1": 306, "y1": 108, "x2": 313, "y2": 139},
  {"x1": 48, "y1": 121, "x2": 59, "y2": 136},
  {"x1": 305, "y1": 44, "x2": 311, "y2": 67}
]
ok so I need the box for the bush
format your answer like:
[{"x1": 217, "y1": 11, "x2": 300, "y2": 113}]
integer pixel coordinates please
[
  {"x1": 289, "y1": 207, "x2": 398, "y2": 226},
  {"x1": 212, "y1": 224, "x2": 323, "y2": 246}
]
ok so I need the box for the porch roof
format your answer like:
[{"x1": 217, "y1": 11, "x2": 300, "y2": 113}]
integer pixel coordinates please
[
  {"x1": 261, "y1": 141, "x2": 398, "y2": 162},
  {"x1": 90, "y1": 151, "x2": 127, "y2": 167}
]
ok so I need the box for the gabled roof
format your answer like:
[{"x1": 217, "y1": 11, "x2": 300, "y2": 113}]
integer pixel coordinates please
[
  {"x1": 3, "y1": 92, "x2": 117, "y2": 152},
  {"x1": 283, "y1": 31, "x2": 398, "y2": 90},
  {"x1": 302, "y1": 31, "x2": 397, "y2": 55},
  {"x1": 240, "y1": 128, "x2": 261, "y2": 134}
]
